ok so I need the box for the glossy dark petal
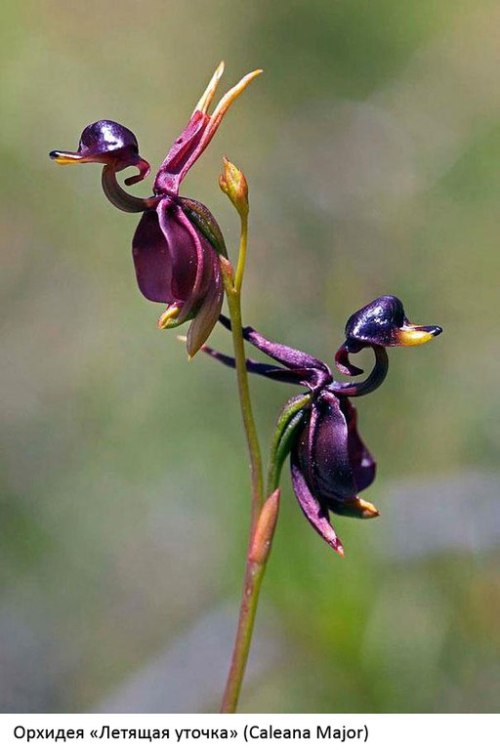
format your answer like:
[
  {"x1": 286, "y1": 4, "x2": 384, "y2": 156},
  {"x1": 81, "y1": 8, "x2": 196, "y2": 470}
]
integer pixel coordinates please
[
  {"x1": 185, "y1": 252, "x2": 223, "y2": 356},
  {"x1": 339, "y1": 397, "x2": 376, "y2": 491},
  {"x1": 345, "y1": 295, "x2": 406, "y2": 348},
  {"x1": 344, "y1": 295, "x2": 442, "y2": 350},
  {"x1": 218, "y1": 315, "x2": 332, "y2": 389},
  {"x1": 334, "y1": 342, "x2": 364, "y2": 376},
  {"x1": 201, "y1": 345, "x2": 309, "y2": 384},
  {"x1": 157, "y1": 202, "x2": 200, "y2": 306},
  {"x1": 132, "y1": 209, "x2": 173, "y2": 303},
  {"x1": 290, "y1": 449, "x2": 344, "y2": 555},
  {"x1": 332, "y1": 344, "x2": 389, "y2": 398},
  {"x1": 51, "y1": 120, "x2": 147, "y2": 174},
  {"x1": 79, "y1": 120, "x2": 139, "y2": 157},
  {"x1": 303, "y1": 391, "x2": 358, "y2": 503},
  {"x1": 158, "y1": 201, "x2": 217, "y2": 324}
]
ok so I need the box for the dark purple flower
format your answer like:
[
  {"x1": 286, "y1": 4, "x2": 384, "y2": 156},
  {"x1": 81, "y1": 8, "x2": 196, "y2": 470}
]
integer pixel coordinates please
[
  {"x1": 204, "y1": 296, "x2": 442, "y2": 554},
  {"x1": 50, "y1": 63, "x2": 261, "y2": 355},
  {"x1": 291, "y1": 392, "x2": 378, "y2": 556}
]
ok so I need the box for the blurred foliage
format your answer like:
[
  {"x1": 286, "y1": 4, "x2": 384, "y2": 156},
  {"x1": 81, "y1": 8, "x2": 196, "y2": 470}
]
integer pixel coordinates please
[{"x1": 1, "y1": 0, "x2": 499, "y2": 713}]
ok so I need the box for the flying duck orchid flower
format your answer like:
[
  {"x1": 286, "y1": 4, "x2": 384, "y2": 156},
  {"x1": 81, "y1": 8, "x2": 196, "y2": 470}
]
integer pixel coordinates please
[
  {"x1": 202, "y1": 297, "x2": 442, "y2": 554},
  {"x1": 50, "y1": 62, "x2": 261, "y2": 356}
]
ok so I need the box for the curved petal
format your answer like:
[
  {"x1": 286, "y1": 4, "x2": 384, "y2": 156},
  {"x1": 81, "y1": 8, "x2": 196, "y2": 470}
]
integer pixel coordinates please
[
  {"x1": 132, "y1": 209, "x2": 173, "y2": 303},
  {"x1": 186, "y1": 254, "x2": 224, "y2": 357},
  {"x1": 154, "y1": 111, "x2": 209, "y2": 194},
  {"x1": 306, "y1": 391, "x2": 359, "y2": 503},
  {"x1": 328, "y1": 496, "x2": 379, "y2": 519},
  {"x1": 157, "y1": 202, "x2": 212, "y2": 324},
  {"x1": 339, "y1": 398, "x2": 376, "y2": 492},
  {"x1": 201, "y1": 343, "x2": 309, "y2": 383},
  {"x1": 218, "y1": 315, "x2": 332, "y2": 389},
  {"x1": 290, "y1": 449, "x2": 344, "y2": 555}
]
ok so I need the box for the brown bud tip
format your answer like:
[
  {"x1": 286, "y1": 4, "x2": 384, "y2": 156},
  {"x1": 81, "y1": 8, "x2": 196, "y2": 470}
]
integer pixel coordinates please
[
  {"x1": 219, "y1": 157, "x2": 249, "y2": 217},
  {"x1": 249, "y1": 489, "x2": 280, "y2": 565}
]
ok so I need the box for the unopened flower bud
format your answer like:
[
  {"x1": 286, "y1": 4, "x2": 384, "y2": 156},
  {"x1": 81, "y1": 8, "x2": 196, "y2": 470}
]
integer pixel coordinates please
[
  {"x1": 249, "y1": 489, "x2": 280, "y2": 565},
  {"x1": 219, "y1": 157, "x2": 249, "y2": 217}
]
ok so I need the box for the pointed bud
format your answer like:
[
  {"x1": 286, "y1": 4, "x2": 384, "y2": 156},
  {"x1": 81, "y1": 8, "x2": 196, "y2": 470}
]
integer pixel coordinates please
[
  {"x1": 249, "y1": 489, "x2": 280, "y2": 566},
  {"x1": 219, "y1": 157, "x2": 249, "y2": 218},
  {"x1": 219, "y1": 255, "x2": 235, "y2": 291}
]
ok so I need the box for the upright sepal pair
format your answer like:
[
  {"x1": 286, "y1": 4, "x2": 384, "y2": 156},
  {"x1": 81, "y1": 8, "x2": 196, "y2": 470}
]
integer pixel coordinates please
[{"x1": 50, "y1": 63, "x2": 261, "y2": 356}]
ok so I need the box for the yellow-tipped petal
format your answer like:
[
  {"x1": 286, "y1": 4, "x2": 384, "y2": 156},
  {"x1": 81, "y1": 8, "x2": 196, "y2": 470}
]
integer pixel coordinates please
[
  {"x1": 193, "y1": 61, "x2": 225, "y2": 115},
  {"x1": 343, "y1": 497, "x2": 380, "y2": 519},
  {"x1": 396, "y1": 325, "x2": 442, "y2": 346},
  {"x1": 49, "y1": 150, "x2": 84, "y2": 165},
  {"x1": 158, "y1": 304, "x2": 181, "y2": 330},
  {"x1": 209, "y1": 68, "x2": 263, "y2": 126}
]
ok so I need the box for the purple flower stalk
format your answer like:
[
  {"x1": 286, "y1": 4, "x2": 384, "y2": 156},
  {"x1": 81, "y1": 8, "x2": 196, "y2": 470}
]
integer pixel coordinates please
[
  {"x1": 50, "y1": 63, "x2": 261, "y2": 356},
  {"x1": 205, "y1": 296, "x2": 442, "y2": 555}
]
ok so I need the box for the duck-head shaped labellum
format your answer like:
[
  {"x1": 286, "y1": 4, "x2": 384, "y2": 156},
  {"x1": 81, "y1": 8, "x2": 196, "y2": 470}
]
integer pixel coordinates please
[{"x1": 335, "y1": 295, "x2": 442, "y2": 382}]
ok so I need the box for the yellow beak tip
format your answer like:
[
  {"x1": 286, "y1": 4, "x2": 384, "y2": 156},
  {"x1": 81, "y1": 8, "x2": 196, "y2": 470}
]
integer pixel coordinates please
[{"x1": 49, "y1": 151, "x2": 82, "y2": 165}]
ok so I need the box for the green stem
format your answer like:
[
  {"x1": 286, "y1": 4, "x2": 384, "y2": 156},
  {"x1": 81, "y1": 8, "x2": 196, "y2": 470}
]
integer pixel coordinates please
[
  {"x1": 233, "y1": 209, "x2": 248, "y2": 295},
  {"x1": 220, "y1": 212, "x2": 266, "y2": 713},
  {"x1": 220, "y1": 556, "x2": 267, "y2": 713}
]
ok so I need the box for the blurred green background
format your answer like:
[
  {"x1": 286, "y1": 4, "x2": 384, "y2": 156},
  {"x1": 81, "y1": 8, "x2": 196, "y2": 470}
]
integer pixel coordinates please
[{"x1": 1, "y1": 0, "x2": 499, "y2": 713}]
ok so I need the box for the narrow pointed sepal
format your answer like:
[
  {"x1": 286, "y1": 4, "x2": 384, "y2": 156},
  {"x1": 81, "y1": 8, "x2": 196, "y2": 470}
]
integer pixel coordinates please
[
  {"x1": 185, "y1": 278, "x2": 223, "y2": 357},
  {"x1": 290, "y1": 453, "x2": 344, "y2": 556}
]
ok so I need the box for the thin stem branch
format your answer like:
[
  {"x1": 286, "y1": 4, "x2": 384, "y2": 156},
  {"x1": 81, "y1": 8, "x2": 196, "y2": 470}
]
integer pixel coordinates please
[{"x1": 233, "y1": 209, "x2": 248, "y2": 295}]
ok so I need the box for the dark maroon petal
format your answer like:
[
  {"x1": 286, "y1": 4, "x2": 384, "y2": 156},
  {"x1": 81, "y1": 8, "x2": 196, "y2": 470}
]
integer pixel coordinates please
[
  {"x1": 132, "y1": 209, "x2": 173, "y2": 303},
  {"x1": 330, "y1": 345, "x2": 389, "y2": 399},
  {"x1": 154, "y1": 111, "x2": 209, "y2": 195},
  {"x1": 186, "y1": 268, "x2": 223, "y2": 357},
  {"x1": 218, "y1": 315, "x2": 332, "y2": 389},
  {"x1": 334, "y1": 342, "x2": 364, "y2": 376},
  {"x1": 339, "y1": 398, "x2": 376, "y2": 492},
  {"x1": 157, "y1": 201, "x2": 213, "y2": 323},
  {"x1": 290, "y1": 450, "x2": 344, "y2": 555},
  {"x1": 201, "y1": 344, "x2": 313, "y2": 384},
  {"x1": 305, "y1": 391, "x2": 358, "y2": 503}
]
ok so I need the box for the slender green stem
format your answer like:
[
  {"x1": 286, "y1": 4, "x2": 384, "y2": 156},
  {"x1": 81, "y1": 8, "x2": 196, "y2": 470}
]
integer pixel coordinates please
[
  {"x1": 220, "y1": 555, "x2": 267, "y2": 713},
  {"x1": 221, "y1": 214, "x2": 264, "y2": 535},
  {"x1": 234, "y1": 209, "x2": 248, "y2": 295},
  {"x1": 220, "y1": 212, "x2": 266, "y2": 712}
]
